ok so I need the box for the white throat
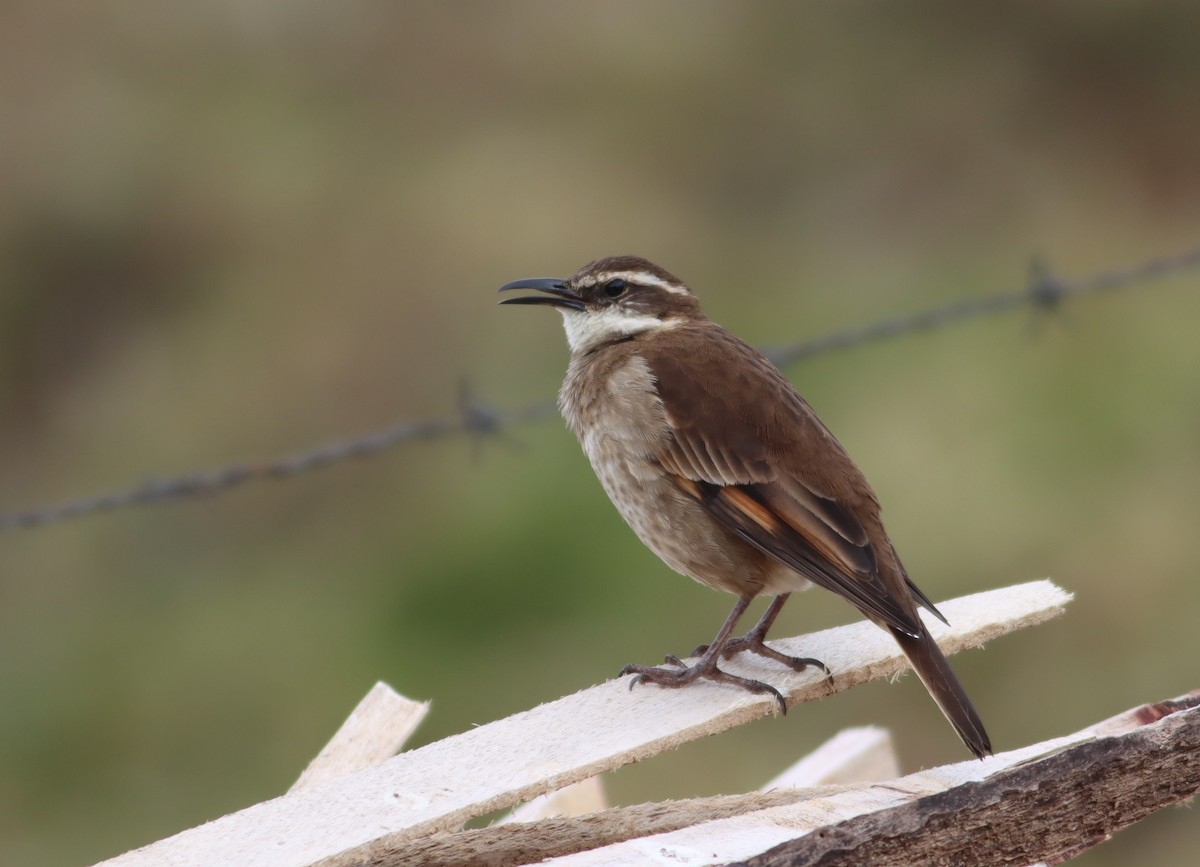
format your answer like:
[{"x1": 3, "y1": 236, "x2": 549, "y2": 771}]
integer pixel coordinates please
[{"x1": 560, "y1": 307, "x2": 677, "y2": 353}]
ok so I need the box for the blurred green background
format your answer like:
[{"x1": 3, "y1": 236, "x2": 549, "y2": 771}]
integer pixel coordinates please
[{"x1": 1, "y1": 2, "x2": 1198, "y2": 864}]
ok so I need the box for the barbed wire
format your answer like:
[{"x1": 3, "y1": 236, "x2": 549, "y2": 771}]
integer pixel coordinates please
[
  {"x1": 2, "y1": 245, "x2": 1198, "y2": 533},
  {"x1": 764, "y1": 247, "x2": 1200, "y2": 365}
]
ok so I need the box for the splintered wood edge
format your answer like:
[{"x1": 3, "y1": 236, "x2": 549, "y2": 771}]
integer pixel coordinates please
[
  {"x1": 96, "y1": 580, "x2": 1070, "y2": 867},
  {"x1": 538, "y1": 691, "x2": 1200, "y2": 866},
  {"x1": 290, "y1": 683, "x2": 430, "y2": 793}
]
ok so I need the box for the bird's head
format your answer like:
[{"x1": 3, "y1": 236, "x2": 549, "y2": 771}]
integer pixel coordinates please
[{"x1": 499, "y1": 255, "x2": 703, "y2": 353}]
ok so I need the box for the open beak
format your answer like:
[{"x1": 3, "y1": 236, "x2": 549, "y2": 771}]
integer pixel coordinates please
[{"x1": 498, "y1": 277, "x2": 585, "y2": 311}]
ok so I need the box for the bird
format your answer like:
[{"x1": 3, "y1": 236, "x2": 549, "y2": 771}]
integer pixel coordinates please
[{"x1": 498, "y1": 255, "x2": 992, "y2": 758}]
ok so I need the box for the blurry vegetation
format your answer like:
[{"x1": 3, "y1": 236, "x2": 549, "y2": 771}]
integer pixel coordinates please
[{"x1": 1, "y1": 2, "x2": 1198, "y2": 864}]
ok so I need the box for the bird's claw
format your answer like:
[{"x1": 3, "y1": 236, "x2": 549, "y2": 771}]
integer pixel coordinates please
[
  {"x1": 619, "y1": 658, "x2": 789, "y2": 715},
  {"x1": 712, "y1": 633, "x2": 831, "y2": 683}
]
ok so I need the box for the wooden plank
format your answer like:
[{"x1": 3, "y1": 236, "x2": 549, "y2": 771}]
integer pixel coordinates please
[
  {"x1": 500, "y1": 777, "x2": 608, "y2": 824},
  {"x1": 498, "y1": 728, "x2": 891, "y2": 830},
  {"x1": 362, "y1": 727, "x2": 894, "y2": 866},
  {"x1": 542, "y1": 692, "x2": 1200, "y2": 866},
  {"x1": 760, "y1": 726, "x2": 897, "y2": 790},
  {"x1": 364, "y1": 789, "x2": 831, "y2": 867},
  {"x1": 741, "y1": 692, "x2": 1200, "y2": 867},
  {"x1": 97, "y1": 580, "x2": 1070, "y2": 867},
  {"x1": 290, "y1": 682, "x2": 429, "y2": 793}
]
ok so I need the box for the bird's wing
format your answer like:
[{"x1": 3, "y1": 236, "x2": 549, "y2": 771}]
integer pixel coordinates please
[{"x1": 644, "y1": 330, "x2": 924, "y2": 638}]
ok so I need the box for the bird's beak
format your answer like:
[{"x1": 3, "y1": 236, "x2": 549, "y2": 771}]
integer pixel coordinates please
[{"x1": 498, "y1": 278, "x2": 586, "y2": 311}]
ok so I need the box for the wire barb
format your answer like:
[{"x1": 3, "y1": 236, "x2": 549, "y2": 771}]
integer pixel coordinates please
[
  {"x1": 1027, "y1": 254, "x2": 1067, "y2": 311},
  {"x1": 2, "y1": 244, "x2": 1198, "y2": 533}
]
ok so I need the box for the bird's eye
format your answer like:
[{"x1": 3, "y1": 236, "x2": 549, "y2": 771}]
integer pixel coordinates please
[{"x1": 603, "y1": 278, "x2": 627, "y2": 298}]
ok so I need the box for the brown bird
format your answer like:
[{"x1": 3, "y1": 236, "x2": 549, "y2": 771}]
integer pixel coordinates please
[{"x1": 499, "y1": 255, "x2": 991, "y2": 758}]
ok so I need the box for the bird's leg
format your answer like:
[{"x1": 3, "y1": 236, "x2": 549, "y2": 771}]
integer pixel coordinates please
[
  {"x1": 619, "y1": 595, "x2": 789, "y2": 714},
  {"x1": 696, "y1": 594, "x2": 830, "y2": 678}
]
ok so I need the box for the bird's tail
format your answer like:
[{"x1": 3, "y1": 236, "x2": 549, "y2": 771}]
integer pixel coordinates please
[{"x1": 889, "y1": 626, "x2": 992, "y2": 759}]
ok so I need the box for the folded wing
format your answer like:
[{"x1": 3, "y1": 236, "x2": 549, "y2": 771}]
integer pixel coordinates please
[{"x1": 646, "y1": 332, "x2": 925, "y2": 637}]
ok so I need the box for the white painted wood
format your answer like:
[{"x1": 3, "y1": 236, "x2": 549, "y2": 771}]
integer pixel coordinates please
[
  {"x1": 290, "y1": 682, "x2": 429, "y2": 793},
  {"x1": 96, "y1": 580, "x2": 1070, "y2": 867}
]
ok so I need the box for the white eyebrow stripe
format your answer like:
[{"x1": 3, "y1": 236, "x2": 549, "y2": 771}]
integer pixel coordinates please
[{"x1": 591, "y1": 270, "x2": 690, "y2": 295}]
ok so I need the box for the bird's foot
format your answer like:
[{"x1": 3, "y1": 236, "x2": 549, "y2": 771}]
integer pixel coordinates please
[
  {"x1": 693, "y1": 634, "x2": 831, "y2": 682},
  {"x1": 619, "y1": 655, "x2": 788, "y2": 715}
]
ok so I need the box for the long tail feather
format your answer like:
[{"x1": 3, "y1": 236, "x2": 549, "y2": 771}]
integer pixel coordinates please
[{"x1": 889, "y1": 626, "x2": 992, "y2": 759}]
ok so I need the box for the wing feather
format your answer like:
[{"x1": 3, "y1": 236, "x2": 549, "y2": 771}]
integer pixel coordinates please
[{"x1": 645, "y1": 329, "x2": 924, "y2": 637}]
